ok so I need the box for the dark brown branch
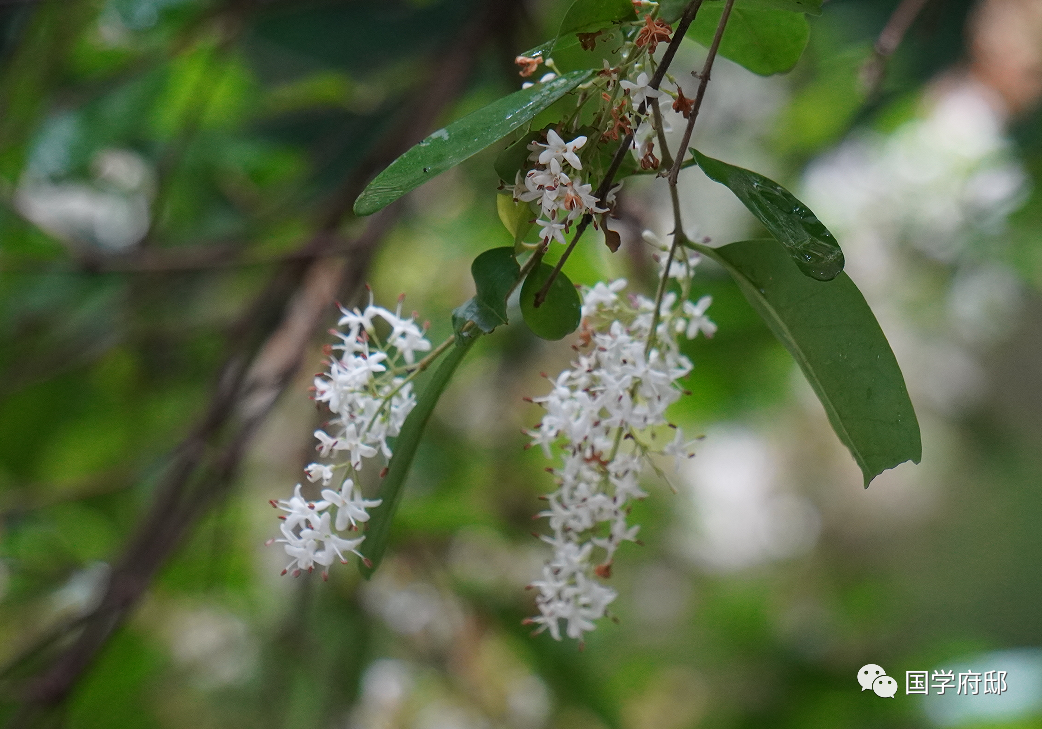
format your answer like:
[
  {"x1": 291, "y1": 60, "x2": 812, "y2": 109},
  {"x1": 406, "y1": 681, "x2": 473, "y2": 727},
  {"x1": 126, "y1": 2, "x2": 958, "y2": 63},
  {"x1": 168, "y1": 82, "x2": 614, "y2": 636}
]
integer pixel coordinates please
[
  {"x1": 532, "y1": 0, "x2": 705, "y2": 307},
  {"x1": 9, "y1": 2, "x2": 517, "y2": 719},
  {"x1": 666, "y1": 0, "x2": 735, "y2": 185},
  {"x1": 0, "y1": 234, "x2": 365, "y2": 275}
]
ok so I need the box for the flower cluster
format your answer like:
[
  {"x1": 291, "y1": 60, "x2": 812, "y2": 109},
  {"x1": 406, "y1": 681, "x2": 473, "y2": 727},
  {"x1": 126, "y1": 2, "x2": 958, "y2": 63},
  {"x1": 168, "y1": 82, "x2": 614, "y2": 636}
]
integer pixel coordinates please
[
  {"x1": 270, "y1": 294, "x2": 432, "y2": 579},
  {"x1": 524, "y1": 245, "x2": 715, "y2": 642},
  {"x1": 510, "y1": 129, "x2": 608, "y2": 247}
]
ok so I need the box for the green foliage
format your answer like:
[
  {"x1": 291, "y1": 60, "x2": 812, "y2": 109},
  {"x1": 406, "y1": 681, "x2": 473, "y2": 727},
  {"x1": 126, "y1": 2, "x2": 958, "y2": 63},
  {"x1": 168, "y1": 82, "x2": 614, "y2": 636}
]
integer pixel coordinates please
[
  {"x1": 661, "y1": 0, "x2": 823, "y2": 22},
  {"x1": 452, "y1": 247, "x2": 522, "y2": 335},
  {"x1": 693, "y1": 149, "x2": 845, "y2": 280},
  {"x1": 520, "y1": 263, "x2": 582, "y2": 341},
  {"x1": 696, "y1": 239, "x2": 922, "y2": 486},
  {"x1": 5, "y1": 1, "x2": 1039, "y2": 726},
  {"x1": 494, "y1": 130, "x2": 543, "y2": 183},
  {"x1": 557, "y1": 0, "x2": 637, "y2": 37},
  {"x1": 353, "y1": 70, "x2": 595, "y2": 216},
  {"x1": 495, "y1": 193, "x2": 535, "y2": 251},
  {"x1": 688, "y1": 3, "x2": 810, "y2": 76},
  {"x1": 359, "y1": 335, "x2": 479, "y2": 578}
]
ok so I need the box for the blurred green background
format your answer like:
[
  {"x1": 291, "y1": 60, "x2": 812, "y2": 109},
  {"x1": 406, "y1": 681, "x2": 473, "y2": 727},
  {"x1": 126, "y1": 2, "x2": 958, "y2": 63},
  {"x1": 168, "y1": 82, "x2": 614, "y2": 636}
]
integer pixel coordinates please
[{"x1": 2, "y1": 0, "x2": 1042, "y2": 727}]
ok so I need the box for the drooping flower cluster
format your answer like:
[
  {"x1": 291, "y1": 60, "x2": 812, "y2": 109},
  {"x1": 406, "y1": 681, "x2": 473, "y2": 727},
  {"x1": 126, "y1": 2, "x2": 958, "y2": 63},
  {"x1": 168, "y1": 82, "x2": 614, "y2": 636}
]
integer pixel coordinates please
[
  {"x1": 510, "y1": 129, "x2": 609, "y2": 247},
  {"x1": 524, "y1": 243, "x2": 715, "y2": 642},
  {"x1": 269, "y1": 294, "x2": 433, "y2": 579}
]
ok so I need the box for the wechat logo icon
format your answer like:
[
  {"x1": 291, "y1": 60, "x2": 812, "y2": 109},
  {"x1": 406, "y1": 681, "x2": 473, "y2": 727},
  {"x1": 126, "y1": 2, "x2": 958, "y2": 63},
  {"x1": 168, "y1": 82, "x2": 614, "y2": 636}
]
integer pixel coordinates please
[{"x1": 858, "y1": 664, "x2": 898, "y2": 698}]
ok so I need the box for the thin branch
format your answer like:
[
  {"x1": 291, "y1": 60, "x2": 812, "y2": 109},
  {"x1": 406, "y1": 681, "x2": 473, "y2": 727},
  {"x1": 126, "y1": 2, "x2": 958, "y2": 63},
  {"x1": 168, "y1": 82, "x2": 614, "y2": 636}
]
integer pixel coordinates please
[
  {"x1": 861, "y1": 0, "x2": 933, "y2": 95},
  {"x1": 9, "y1": 1, "x2": 516, "y2": 716},
  {"x1": 532, "y1": 0, "x2": 705, "y2": 307},
  {"x1": 0, "y1": 234, "x2": 365, "y2": 275},
  {"x1": 667, "y1": 0, "x2": 735, "y2": 186}
]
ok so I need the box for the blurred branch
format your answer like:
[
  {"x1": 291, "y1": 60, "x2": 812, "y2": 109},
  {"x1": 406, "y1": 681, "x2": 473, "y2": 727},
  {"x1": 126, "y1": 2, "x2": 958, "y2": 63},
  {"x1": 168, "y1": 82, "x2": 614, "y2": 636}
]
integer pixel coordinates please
[
  {"x1": 0, "y1": 234, "x2": 365, "y2": 274},
  {"x1": 6, "y1": 0, "x2": 521, "y2": 721},
  {"x1": 861, "y1": 0, "x2": 935, "y2": 95}
]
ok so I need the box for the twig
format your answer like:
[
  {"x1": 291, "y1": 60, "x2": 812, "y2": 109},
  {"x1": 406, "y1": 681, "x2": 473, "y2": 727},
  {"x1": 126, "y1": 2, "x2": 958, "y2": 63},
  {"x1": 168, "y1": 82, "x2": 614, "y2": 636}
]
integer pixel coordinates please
[
  {"x1": 647, "y1": 0, "x2": 736, "y2": 351},
  {"x1": 532, "y1": 0, "x2": 706, "y2": 307},
  {"x1": 861, "y1": 0, "x2": 933, "y2": 95},
  {"x1": 8, "y1": 1, "x2": 516, "y2": 717},
  {"x1": 0, "y1": 234, "x2": 364, "y2": 275},
  {"x1": 666, "y1": 0, "x2": 735, "y2": 186}
]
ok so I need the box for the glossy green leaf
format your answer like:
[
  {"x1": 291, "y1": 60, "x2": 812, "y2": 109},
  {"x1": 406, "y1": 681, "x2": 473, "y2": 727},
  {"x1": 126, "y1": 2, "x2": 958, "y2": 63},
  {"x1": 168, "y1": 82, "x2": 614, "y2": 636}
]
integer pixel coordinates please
[
  {"x1": 693, "y1": 149, "x2": 844, "y2": 280},
  {"x1": 660, "y1": 0, "x2": 822, "y2": 22},
  {"x1": 354, "y1": 70, "x2": 594, "y2": 216},
  {"x1": 743, "y1": 0, "x2": 821, "y2": 14},
  {"x1": 558, "y1": 0, "x2": 636, "y2": 37},
  {"x1": 694, "y1": 238, "x2": 921, "y2": 487},
  {"x1": 687, "y1": 4, "x2": 809, "y2": 76},
  {"x1": 359, "y1": 335, "x2": 480, "y2": 578},
  {"x1": 520, "y1": 263, "x2": 581, "y2": 341},
  {"x1": 495, "y1": 130, "x2": 542, "y2": 182},
  {"x1": 451, "y1": 247, "x2": 522, "y2": 336},
  {"x1": 496, "y1": 193, "x2": 534, "y2": 251}
]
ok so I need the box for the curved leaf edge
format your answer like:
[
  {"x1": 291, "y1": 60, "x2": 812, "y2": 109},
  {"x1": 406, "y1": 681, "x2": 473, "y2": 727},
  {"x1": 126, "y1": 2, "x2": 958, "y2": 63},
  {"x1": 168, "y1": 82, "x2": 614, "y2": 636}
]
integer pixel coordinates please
[{"x1": 692, "y1": 238, "x2": 921, "y2": 486}]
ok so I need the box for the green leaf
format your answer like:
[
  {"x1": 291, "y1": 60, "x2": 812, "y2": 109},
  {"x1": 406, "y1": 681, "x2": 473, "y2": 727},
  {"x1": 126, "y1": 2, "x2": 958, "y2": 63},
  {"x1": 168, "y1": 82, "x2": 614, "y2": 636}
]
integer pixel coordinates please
[
  {"x1": 354, "y1": 70, "x2": 594, "y2": 216},
  {"x1": 661, "y1": 0, "x2": 822, "y2": 23},
  {"x1": 520, "y1": 263, "x2": 581, "y2": 340},
  {"x1": 557, "y1": 0, "x2": 637, "y2": 36},
  {"x1": 359, "y1": 335, "x2": 479, "y2": 578},
  {"x1": 494, "y1": 130, "x2": 542, "y2": 182},
  {"x1": 695, "y1": 239, "x2": 921, "y2": 487},
  {"x1": 451, "y1": 247, "x2": 522, "y2": 335},
  {"x1": 496, "y1": 193, "x2": 534, "y2": 251},
  {"x1": 737, "y1": 0, "x2": 821, "y2": 14},
  {"x1": 692, "y1": 149, "x2": 844, "y2": 281},
  {"x1": 687, "y1": 4, "x2": 809, "y2": 76}
]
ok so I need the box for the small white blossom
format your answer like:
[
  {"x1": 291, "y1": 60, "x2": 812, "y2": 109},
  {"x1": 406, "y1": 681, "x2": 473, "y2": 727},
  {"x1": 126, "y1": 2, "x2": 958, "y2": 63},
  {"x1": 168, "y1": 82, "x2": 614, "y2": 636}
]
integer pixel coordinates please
[
  {"x1": 270, "y1": 292, "x2": 431, "y2": 577},
  {"x1": 620, "y1": 72, "x2": 661, "y2": 111},
  {"x1": 682, "y1": 296, "x2": 717, "y2": 339},
  {"x1": 304, "y1": 463, "x2": 335, "y2": 486},
  {"x1": 513, "y1": 131, "x2": 605, "y2": 246},
  {"x1": 536, "y1": 129, "x2": 587, "y2": 170},
  {"x1": 525, "y1": 271, "x2": 715, "y2": 643}
]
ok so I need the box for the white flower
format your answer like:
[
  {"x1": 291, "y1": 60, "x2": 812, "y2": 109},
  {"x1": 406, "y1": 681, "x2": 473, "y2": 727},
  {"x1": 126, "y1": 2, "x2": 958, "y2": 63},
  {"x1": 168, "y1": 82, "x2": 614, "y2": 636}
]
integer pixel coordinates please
[
  {"x1": 682, "y1": 296, "x2": 717, "y2": 339},
  {"x1": 536, "y1": 129, "x2": 587, "y2": 170},
  {"x1": 632, "y1": 118, "x2": 656, "y2": 159},
  {"x1": 317, "y1": 479, "x2": 382, "y2": 532},
  {"x1": 271, "y1": 292, "x2": 431, "y2": 578},
  {"x1": 271, "y1": 484, "x2": 314, "y2": 532},
  {"x1": 387, "y1": 318, "x2": 431, "y2": 365},
  {"x1": 536, "y1": 217, "x2": 568, "y2": 245},
  {"x1": 525, "y1": 277, "x2": 715, "y2": 641},
  {"x1": 314, "y1": 429, "x2": 338, "y2": 457},
  {"x1": 580, "y1": 279, "x2": 627, "y2": 319},
  {"x1": 304, "y1": 463, "x2": 335, "y2": 486},
  {"x1": 620, "y1": 72, "x2": 660, "y2": 111},
  {"x1": 335, "y1": 422, "x2": 378, "y2": 469}
]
